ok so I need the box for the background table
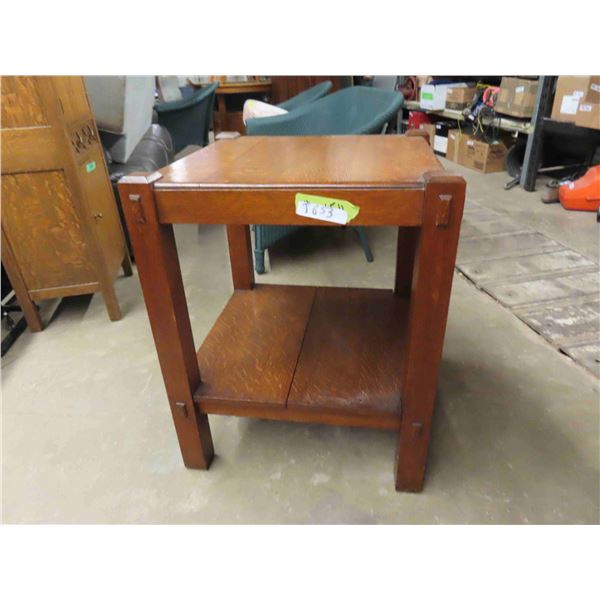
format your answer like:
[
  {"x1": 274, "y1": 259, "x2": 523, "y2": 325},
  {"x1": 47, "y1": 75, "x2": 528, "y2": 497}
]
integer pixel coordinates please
[
  {"x1": 119, "y1": 132, "x2": 466, "y2": 492},
  {"x1": 212, "y1": 80, "x2": 272, "y2": 135}
]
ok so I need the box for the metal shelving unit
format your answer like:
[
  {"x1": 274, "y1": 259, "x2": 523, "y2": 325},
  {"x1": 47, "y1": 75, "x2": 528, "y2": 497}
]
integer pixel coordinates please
[
  {"x1": 404, "y1": 77, "x2": 599, "y2": 191},
  {"x1": 403, "y1": 100, "x2": 533, "y2": 135},
  {"x1": 519, "y1": 77, "x2": 600, "y2": 190},
  {"x1": 518, "y1": 76, "x2": 556, "y2": 190}
]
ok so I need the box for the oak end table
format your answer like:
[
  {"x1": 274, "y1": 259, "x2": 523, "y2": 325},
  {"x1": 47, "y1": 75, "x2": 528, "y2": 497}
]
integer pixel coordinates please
[{"x1": 118, "y1": 132, "x2": 465, "y2": 492}]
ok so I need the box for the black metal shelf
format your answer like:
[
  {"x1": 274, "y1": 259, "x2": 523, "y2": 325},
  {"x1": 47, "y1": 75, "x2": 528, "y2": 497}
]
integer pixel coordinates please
[
  {"x1": 541, "y1": 117, "x2": 600, "y2": 135},
  {"x1": 520, "y1": 78, "x2": 599, "y2": 191}
]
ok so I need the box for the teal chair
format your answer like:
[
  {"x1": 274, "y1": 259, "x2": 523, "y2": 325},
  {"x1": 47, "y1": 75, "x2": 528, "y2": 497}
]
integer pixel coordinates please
[
  {"x1": 155, "y1": 82, "x2": 218, "y2": 154},
  {"x1": 277, "y1": 81, "x2": 332, "y2": 111},
  {"x1": 246, "y1": 86, "x2": 404, "y2": 274}
]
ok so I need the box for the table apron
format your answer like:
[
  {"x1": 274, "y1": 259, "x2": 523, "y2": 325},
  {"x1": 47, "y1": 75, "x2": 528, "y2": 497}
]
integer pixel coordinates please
[{"x1": 154, "y1": 188, "x2": 424, "y2": 226}]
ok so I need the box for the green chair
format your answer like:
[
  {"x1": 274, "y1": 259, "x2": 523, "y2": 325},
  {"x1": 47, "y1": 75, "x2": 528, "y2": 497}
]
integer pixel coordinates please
[
  {"x1": 246, "y1": 86, "x2": 404, "y2": 274},
  {"x1": 155, "y1": 82, "x2": 218, "y2": 154},
  {"x1": 277, "y1": 81, "x2": 332, "y2": 111}
]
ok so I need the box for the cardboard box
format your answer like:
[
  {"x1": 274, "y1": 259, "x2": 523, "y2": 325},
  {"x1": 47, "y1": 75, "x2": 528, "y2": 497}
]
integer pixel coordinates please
[
  {"x1": 420, "y1": 83, "x2": 468, "y2": 110},
  {"x1": 446, "y1": 129, "x2": 467, "y2": 163},
  {"x1": 419, "y1": 123, "x2": 436, "y2": 147},
  {"x1": 575, "y1": 76, "x2": 600, "y2": 129},
  {"x1": 445, "y1": 86, "x2": 477, "y2": 110},
  {"x1": 551, "y1": 76, "x2": 590, "y2": 123},
  {"x1": 495, "y1": 77, "x2": 538, "y2": 118},
  {"x1": 584, "y1": 76, "x2": 600, "y2": 104},
  {"x1": 575, "y1": 101, "x2": 600, "y2": 130},
  {"x1": 459, "y1": 135, "x2": 508, "y2": 174},
  {"x1": 433, "y1": 121, "x2": 455, "y2": 155}
]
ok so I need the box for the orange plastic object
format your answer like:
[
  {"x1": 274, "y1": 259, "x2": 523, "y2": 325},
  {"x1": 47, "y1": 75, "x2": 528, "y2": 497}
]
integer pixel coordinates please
[{"x1": 558, "y1": 165, "x2": 600, "y2": 212}]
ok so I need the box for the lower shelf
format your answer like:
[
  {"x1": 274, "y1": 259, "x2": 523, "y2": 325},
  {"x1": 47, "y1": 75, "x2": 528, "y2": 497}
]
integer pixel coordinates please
[{"x1": 194, "y1": 284, "x2": 408, "y2": 429}]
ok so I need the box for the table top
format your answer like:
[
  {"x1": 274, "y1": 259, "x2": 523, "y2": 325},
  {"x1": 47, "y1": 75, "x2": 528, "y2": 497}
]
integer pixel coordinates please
[
  {"x1": 214, "y1": 81, "x2": 272, "y2": 94},
  {"x1": 156, "y1": 136, "x2": 442, "y2": 190}
]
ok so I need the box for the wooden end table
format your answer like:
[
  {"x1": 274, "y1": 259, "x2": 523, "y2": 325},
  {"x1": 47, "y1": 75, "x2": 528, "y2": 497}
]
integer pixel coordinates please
[
  {"x1": 118, "y1": 132, "x2": 465, "y2": 492},
  {"x1": 212, "y1": 80, "x2": 272, "y2": 135}
]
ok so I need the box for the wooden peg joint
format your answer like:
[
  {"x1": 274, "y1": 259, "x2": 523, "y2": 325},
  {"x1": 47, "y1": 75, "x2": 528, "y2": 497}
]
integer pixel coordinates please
[
  {"x1": 435, "y1": 194, "x2": 453, "y2": 226},
  {"x1": 175, "y1": 401, "x2": 188, "y2": 418},
  {"x1": 412, "y1": 422, "x2": 423, "y2": 436},
  {"x1": 128, "y1": 193, "x2": 147, "y2": 224}
]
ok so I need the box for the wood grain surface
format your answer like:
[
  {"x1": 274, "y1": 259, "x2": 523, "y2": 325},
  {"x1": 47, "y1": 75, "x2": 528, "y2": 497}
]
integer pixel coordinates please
[
  {"x1": 226, "y1": 224, "x2": 254, "y2": 290},
  {"x1": 395, "y1": 173, "x2": 466, "y2": 492},
  {"x1": 117, "y1": 136, "x2": 466, "y2": 493},
  {"x1": 196, "y1": 397, "x2": 402, "y2": 430},
  {"x1": 195, "y1": 285, "x2": 409, "y2": 419},
  {"x1": 195, "y1": 285, "x2": 315, "y2": 405},
  {"x1": 270, "y1": 76, "x2": 346, "y2": 104},
  {"x1": 214, "y1": 81, "x2": 272, "y2": 94},
  {"x1": 1, "y1": 171, "x2": 97, "y2": 289},
  {"x1": 288, "y1": 288, "x2": 408, "y2": 416},
  {"x1": 1, "y1": 126, "x2": 61, "y2": 174},
  {"x1": 155, "y1": 187, "x2": 423, "y2": 226},
  {"x1": 1, "y1": 76, "x2": 129, "y2": 328},
  {"x1": 1, "y1": 76, "x2": 47, "y2": 128},
  {"x1": 156, "y1": 135, "x2": 441, "y2": 189},
  {"x1": 394, "y1": 227, "x2": 419, "y2": 297},
  {"x1": 118, "y1": 177, "x2": 214, "y2": 469}
]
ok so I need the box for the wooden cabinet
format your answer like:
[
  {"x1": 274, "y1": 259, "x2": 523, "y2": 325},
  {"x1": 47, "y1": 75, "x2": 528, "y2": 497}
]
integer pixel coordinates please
[
  {"x1": 270, "y1": 76, "x2": 349, "y2": 104},
  {"x1": 1, "y1": 76, "x2": 132, "y2": 331},
  {"x1": 213, "y1": 81, "x2": 272, "y2": 135}
]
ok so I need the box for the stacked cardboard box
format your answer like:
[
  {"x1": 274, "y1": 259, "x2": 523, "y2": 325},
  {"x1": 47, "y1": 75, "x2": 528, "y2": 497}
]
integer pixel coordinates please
[
  {"x1": 419, "y1": 83, "x2": 470, "y2": 110},
  {"x1": 432, "y1": 121, "x2": 455, "y2": 155},
  {"x1": 445, "y1": 130, "x2": 508, "y2": 174},
  {"x1": 495, "y1": 77, "x2": 538, "y2": 118},
  {"x1": 576, "y1": 101, "x2": 600, "y2": 129},
  {"x1": 445, "y1": 86, "x2": 477, "y2": 110},
  {"x1": 446, "y1": 130, "x2": 467, "y2": 163},
  {"x1": 574, "y1": 76, "x2": 600, "y2": 130},
  {"x1": 419, "y1": 122, "x2": 461, "y2": 156},
  {"x1": 551, "y1": 76, "x2": 591, "y2": 123},
  {"x1": 462, "y1": 137, "x2": 508, "y2": 173}
]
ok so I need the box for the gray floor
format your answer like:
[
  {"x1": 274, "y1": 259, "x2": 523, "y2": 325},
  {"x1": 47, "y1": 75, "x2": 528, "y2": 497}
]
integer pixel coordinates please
[
  {"x1": 2, "y1": 159, "x2": 599, "y2": 524},
  {"x1": 456, "y1": 201, "x2": 599, "y2": 374}
]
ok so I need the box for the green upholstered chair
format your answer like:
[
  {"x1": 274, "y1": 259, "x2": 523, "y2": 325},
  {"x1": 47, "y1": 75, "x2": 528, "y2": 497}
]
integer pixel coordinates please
[
  {"x1": 246, "y1": 86, "x2": 404, "y2": 274},
  {"x1": 277, "y1": 81, "x2": 333, "y2": 111},
  {"x1": 155, "y1": 82, "x2": 218, "y2": 154}
]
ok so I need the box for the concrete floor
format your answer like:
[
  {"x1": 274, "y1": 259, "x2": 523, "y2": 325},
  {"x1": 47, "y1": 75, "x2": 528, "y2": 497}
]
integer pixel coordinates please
[{"x1": 2, "y1": 160, "x2": 599, "y2": 523}]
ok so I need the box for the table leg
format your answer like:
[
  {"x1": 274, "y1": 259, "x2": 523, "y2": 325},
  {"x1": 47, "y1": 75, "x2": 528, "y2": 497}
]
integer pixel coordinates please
[
  {"x1": 394, "y1": 127, "x2": 430, "y2": 300},
  {"x1": 215, "y1": 94, "x2": 226, "y2": 135},
  {"x1": 118, "y1": 175, "x2": 214, "y2": 469},
  {"x1": 395, "y1": 173, "x2": 465, "y2": 491},
  {"x1": 394, "y1": 227, "x2": 418, "y2": 297},
  {"x1": 226, "y1": 225, "x2": 254, "y2": 290}
]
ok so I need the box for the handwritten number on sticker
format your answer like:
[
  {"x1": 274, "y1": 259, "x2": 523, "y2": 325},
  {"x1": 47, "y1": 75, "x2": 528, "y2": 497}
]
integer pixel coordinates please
[
  {"x1": 296, "y1": 200, "x2": 348, "y2": 225},
  {"x1": 295, "y1": 193, "x2": 360, "y2": 224}
]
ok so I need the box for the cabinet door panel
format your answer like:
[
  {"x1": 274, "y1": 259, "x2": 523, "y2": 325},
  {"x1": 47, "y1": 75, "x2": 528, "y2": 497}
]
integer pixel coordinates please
[
  {"x1": 1, "y1": 76, "x2": 48, "y2": 128},
  {"x1": 76, "y1": 148, "x2": 126, "y2": 278},
  {"x1": 1, "y1": 171, "x2": 96, "y2": 290}
]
